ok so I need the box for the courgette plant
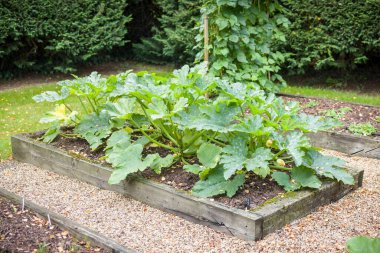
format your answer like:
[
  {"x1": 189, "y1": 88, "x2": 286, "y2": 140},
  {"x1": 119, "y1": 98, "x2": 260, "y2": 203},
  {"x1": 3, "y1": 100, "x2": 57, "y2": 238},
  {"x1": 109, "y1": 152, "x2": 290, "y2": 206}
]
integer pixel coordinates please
[{"x1": 33, "y1": 63, "x2": 353, "y2": 198}]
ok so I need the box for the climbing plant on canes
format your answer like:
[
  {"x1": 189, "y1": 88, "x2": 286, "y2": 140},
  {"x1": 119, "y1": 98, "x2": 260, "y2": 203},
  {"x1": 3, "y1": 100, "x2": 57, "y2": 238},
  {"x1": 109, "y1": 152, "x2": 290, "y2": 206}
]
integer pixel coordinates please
[{"x1": 196, "y1": 0, "x2": 290, "y2": 92}]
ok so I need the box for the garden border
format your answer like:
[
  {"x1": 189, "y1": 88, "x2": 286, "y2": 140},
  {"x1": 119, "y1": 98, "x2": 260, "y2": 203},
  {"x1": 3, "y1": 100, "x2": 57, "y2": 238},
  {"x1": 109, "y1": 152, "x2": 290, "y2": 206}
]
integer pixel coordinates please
[
  {"x1": 11, "y1": 134, "x2": 364, "y2": 241},
  {"x1": 0, "y1": 186, "x2": 135, "y2": 253},
  {"x1": 279, "y1": 93, "x2": 380, "y2": 160}
]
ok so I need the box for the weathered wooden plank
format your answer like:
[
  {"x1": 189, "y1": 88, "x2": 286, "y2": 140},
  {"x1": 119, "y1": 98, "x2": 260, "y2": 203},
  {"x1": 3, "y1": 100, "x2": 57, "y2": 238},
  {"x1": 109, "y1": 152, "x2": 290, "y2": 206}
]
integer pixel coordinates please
[
  {"x1": 0, "y1": 186, "x2": 135, "y2": 253},
  {"x1": 11, "y1": 134, "x2": 364, "y2": 241},
  {"x1": 307, "y1": 131, "x2": 380, "y2": 159}
]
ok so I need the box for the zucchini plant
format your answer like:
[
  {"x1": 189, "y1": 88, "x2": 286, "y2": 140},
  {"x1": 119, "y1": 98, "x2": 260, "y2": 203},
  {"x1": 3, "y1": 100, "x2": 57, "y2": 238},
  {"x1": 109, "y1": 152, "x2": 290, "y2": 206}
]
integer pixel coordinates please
[{"x1": 33, "y1": 63, "x2": 353, "y2": 198}]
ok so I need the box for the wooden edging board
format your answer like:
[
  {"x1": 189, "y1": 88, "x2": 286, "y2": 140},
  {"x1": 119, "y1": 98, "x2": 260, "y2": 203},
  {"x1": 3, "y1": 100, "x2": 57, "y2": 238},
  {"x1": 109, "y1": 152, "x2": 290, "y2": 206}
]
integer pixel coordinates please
[
  {"x1": 307, "y1": 131, "x2": 380, "y2": 159},
  {"x1": 278, "y1": 93, "x2": 380, "y2": 160},
  {"x1": 11, "y1": 134, "x2": 364, "y2": 241},
  {"x1": 0, "y1": 186, "x2": 135, "y2": 253}
]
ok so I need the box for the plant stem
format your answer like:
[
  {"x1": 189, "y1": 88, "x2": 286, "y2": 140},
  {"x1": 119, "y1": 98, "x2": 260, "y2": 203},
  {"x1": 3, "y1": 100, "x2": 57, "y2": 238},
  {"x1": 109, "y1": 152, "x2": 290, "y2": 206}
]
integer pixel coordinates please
[
  {"x1": 269, "y1": 165, "x2": 292, "y2": 171},
  {"x1": 78, "y1": 97, "x2": 89, "y2": 114},
  {"x1": 86, "y1": 97, "x2": 97, "y2": 113}
]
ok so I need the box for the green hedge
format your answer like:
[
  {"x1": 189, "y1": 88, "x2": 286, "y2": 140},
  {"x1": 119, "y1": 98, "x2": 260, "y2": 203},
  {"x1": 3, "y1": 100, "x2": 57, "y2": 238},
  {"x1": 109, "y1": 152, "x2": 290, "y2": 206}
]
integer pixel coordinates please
[
  {"x1": 0, "y1": 0, "x2": 130, "y2": 78},
  {"x1": 134, "y1": 0, "x2": 380, "y2": 73},
  {"x1": 279, "y1": 0, "x2": 380, "y2": 73},
  {"x1": 132, "y1": 0, "x2": 202, "y2": 65}
]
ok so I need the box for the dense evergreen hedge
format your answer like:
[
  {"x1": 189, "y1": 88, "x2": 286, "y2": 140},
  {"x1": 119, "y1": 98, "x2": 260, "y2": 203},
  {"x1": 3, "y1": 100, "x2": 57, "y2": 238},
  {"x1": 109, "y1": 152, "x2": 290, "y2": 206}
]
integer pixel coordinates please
[
  {"x1": 1, "y1": 0, "x2": 379, "y2": 78},
  {"x1": 279, "y1": 0, "x2": 380, "y2": 73},
  {"x1": 0, "y1": 0, "x2": 130, "y2": 78},
  {"x1": 132, "y1": 0, "x2": 202, "y2": 65},
  {"x1": 134, "y1": 0, "x2": 380, "y2": 72}
]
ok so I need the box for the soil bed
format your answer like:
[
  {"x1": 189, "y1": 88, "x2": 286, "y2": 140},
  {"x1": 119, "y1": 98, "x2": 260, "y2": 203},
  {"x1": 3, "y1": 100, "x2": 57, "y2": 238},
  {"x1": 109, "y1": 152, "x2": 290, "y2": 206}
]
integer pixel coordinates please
[
  {"x1": 281, "y1": 95, "x2": 380, "y2": 137},
  {"x1": 0, "y1": 196, "x2": 107, "y2": 253},
  {"x1": 30, "y1": 132, "x2": 284, "y2": 211}
]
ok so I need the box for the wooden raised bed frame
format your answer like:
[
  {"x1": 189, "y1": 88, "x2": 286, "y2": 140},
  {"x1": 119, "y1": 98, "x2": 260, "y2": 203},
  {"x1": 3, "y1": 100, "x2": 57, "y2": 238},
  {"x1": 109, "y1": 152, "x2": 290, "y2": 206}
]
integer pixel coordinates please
[
  {"x1": 12, "y1": 134, "x2": 363, "y2": 241},
  {"x1": 0, "y1": 185, "x2": 135, "y2": 253},
  {"x1": 279, "y1": 93, "x2": 380, "y2": 160}
]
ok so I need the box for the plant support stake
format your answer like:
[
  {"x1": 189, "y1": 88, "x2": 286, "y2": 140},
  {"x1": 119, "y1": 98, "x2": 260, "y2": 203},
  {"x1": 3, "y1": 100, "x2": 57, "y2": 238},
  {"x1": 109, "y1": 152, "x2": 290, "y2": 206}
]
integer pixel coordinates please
[{"x1": 204, "y1": 15, "x2": 209, "y2": 63}]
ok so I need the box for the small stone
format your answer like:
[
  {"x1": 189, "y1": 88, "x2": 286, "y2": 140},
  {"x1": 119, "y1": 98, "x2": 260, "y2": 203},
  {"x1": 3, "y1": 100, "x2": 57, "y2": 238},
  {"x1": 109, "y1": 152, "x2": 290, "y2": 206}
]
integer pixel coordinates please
[{"x1": 161, "y1": 177, "x2": 166, "y2": 181}]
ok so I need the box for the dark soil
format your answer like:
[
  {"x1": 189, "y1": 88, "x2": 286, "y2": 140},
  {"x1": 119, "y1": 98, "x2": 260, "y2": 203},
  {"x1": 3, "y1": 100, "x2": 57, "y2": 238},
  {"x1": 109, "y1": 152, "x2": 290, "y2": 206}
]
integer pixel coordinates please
[
  {"x1": 0, "y1": 197, "x2": 109, "y2": 253},
  {"x1": 281, "y1": 95, "x2": 380, "y2": 137},
  {"x1": 29, "y1": 133, "x2": 284, "y2": 210}
]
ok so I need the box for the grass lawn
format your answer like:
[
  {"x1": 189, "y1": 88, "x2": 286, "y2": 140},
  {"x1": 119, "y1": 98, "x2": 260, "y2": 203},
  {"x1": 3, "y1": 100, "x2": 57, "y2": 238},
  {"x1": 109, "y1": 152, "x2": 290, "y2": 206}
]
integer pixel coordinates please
[
  {"x1": 1, "y1": 73, "x2": 379, "y2": 160},
  {"x1": 0, "y1": 84, "x2": 82, "y2": 160},
  {"x1": 283, "y1": 85, "x2": 380, "y2": 106}
]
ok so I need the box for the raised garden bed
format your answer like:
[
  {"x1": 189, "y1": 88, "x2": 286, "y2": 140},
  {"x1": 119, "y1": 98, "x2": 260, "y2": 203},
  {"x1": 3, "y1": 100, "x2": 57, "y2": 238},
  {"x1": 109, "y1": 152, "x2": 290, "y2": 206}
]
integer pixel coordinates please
[
  {"x1": 279, "y1": 93, "x2": 380, "y2": 159},
  {"x1": 12, "y1": 134, "x2": 363, "y2": 241},
  {"x1": 0, "y1": 184, "x2": 134, "y2": 253}
]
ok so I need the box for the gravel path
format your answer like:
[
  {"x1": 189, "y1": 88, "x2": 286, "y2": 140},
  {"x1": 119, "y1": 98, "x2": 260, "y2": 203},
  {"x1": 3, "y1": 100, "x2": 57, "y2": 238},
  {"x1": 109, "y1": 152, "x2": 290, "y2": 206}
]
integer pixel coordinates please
[{"x1": 0, "y1": 151, "x2": 379, "y2": 252}]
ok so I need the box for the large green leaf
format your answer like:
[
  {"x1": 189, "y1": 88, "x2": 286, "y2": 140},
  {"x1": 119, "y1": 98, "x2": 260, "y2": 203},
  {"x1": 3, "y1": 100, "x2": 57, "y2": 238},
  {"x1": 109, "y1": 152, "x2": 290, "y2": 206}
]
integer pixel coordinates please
[
  {"x1": 74, "y1": 111, "x2": 113, "y2": 150},
  {"x1": 33, "y1": 89, "x2": 69, "y2": 103},
  {"x1": 40, "y1": 125, "x2": 61, "y2": 143},
  {"x1": 105, "y1": 130, "x2": 131, "y2": 151},
  {"x1": 108, "y1": 144, "x2": 155, "y2": 184},
  {"x1": 303, "y1": 150, "x2": 354, "y2": 185},
  {"x1": 286, "y1": 131, "x2": 311, "y2": 166},
  {"x1": 271, "y1": 171, "x2": 300, "y2": 191},
  {"x1": 197, "y1": 143, "x2": 222, "y2": 168},
  {"x1": 346, "y1": 236, "x2": 380, "y2": 253},
  {"x1": 192, "y1": 166, "x2": 245, "y2": 198},
  {"x1": 297, "y1": 113, "x2": 343, "y2": 132},
  {"x1": 173, "y1": 103, "x2": 240, "y2": 132},
  {"x1": 232, "y1": 115, "x2": 273, "y2": 136},
  {"x1": 102, "y1": 98, "x2": 138, "y2": 120},
  {"x1": 246, "y1": 147, "x2": 273, "y2": 178},
  {"x1": 146, "y1": 97, "x2": 169, "y2": 120},
  {"x1": 220, "y1": 135, "x2": 248, "y2": 179},
  {"x1": 291, "y1": 166, "x2": 322, "y2": 189},
  {"x1": 149, "y1": 154, "x2": 174, "y2": 174}
]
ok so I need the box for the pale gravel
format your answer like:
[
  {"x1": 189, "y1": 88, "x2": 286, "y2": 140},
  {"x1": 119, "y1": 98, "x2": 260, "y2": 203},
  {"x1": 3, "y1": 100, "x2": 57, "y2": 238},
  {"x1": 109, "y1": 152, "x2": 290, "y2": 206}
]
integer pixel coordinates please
[{"x1": 0, "y1": 150, "x2": 379, "y2": 253}]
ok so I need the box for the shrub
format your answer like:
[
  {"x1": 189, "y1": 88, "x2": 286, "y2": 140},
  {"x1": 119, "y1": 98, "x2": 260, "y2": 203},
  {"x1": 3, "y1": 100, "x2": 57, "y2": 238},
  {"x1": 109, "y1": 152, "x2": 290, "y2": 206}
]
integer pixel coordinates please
[
  {"x1": 278, "y1": 0, "x2": 380, "y2": 73},
  {"x1": 132, "y1": 0, "x2": 202, "y2": 65},
  {"x1": 0, "y1": 0, "x2": 130, "y2": 77}
]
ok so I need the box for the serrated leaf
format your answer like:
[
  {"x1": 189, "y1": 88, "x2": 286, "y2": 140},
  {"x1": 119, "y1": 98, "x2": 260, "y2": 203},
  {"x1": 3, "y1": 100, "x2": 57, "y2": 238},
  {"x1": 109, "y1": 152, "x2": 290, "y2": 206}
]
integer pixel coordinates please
[
  {"x1": 40, "y1": 125, "x2": 60, "y2": 143},
  {"x1": 33, "y1": 90, "x2": 68, "y2": 102},
  {"x1": 184, "y1": 164, "x2": 203, "y2": 174},
  {"x1": 303, "y1": 150, "x2": 354, "y2": 185},
  {"x1": 102, "y1": 98, "x2": 137, "y2": 119},
  {"x1": 108, "y1": 144, "x2": 154, "y2": 184},
  {"x1": 146, "y1": 97, "x2": 169, "y2": 120},
  {"x1": 232, "y1": 114, "x2": 273, "y2": 136},
  {"x1": 291, "y1": 167, "x2": 322, "y2": 189},
  {"x1": 74, "y1": 111, "x2": 113, "y2": 150},
  {"x1": 220, "y1": 135, "x2": 248, "y2": 179},
  {"x1": 173, "y1": 104, "x2": 240, "y2": 132},
  {"x1": 197, "y1": 143, "x2": 222, "y2": 168},
  {"x1": 286, "y1": 131, "x2": 311, "y2": 166},
  {"x1": 246, "y1": 147, "x2": 273, "y2": 178},
  {"x1": 346, "y1": 236, "x2": 380, "y2": 253},
  {"x1": 150, "y1": 154, "x2": 174, "y2": 174},
  {"x1": 105, "y1": 130, "x2": 131, "y2": 151},
  {"x1": 172, "y1": 97, "x2": 188, "y2": 113},
  {"x1": 271, "y1": 171, "x2": 300, "y2": 191},
  {"x1": 297, "y1": 113, "x2": 343, "y2": 132},
  {"x1": 192, "y1": 166, "x2": 245, "y2": 198}
]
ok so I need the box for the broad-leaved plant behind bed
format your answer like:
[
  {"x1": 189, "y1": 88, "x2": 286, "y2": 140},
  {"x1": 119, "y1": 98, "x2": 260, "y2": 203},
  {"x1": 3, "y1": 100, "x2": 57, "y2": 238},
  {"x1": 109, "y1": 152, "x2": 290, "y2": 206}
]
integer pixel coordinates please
[{"x1": 33, "y1": 63, "x2": 353, "y2": 198}]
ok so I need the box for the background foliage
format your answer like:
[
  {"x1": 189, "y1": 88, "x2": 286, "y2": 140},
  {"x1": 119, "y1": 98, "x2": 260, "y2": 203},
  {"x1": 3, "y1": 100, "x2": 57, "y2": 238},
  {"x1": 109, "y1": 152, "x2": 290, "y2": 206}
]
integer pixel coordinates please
[
  {"x1": 132, "y1": 0, "x2": 202, "y2": 65},
  {"x1": 0, "y1": 0, "x2": 130, "y2": 78},
  {"x1": 196, "y1": 0, "x2": 289, "y2": 91},
  {"x1": 278, "y1": 0, "x2": 380, "y2": 74},
  {"x1": 1, "y1": 0, "x2": 379, "y2": 83}
]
